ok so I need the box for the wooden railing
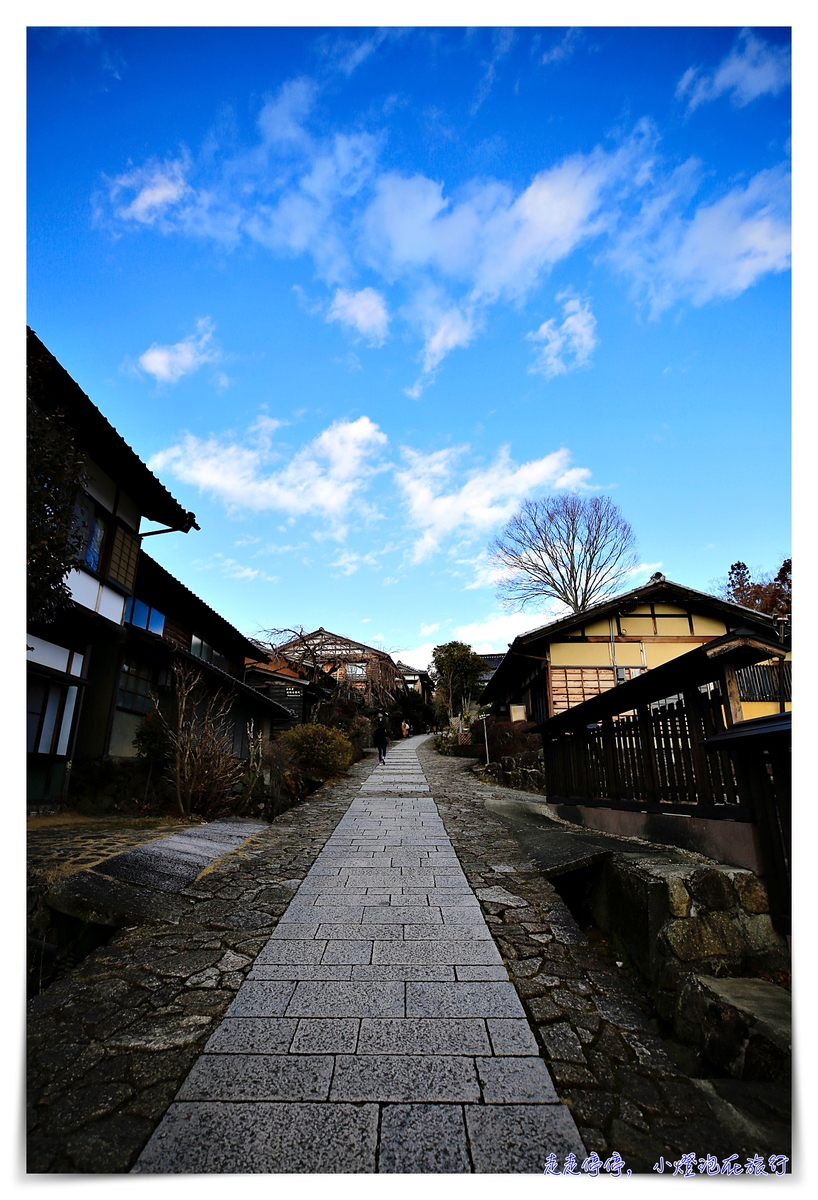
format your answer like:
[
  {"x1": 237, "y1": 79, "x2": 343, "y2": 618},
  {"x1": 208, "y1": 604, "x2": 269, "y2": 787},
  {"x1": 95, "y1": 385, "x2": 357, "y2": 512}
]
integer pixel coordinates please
[{"x1": 536, "y1": 629, "x2": 791, "y2": 932}]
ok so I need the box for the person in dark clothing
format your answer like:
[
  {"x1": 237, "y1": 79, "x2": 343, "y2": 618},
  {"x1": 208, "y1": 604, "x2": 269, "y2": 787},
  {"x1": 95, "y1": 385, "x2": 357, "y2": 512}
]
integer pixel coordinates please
[{"x1": 374, "y1": 722, "x2": 389, "y2": 764}]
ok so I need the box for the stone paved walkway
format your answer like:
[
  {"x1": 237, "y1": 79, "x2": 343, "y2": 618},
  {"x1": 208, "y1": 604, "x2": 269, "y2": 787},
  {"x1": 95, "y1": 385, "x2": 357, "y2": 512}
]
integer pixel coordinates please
[{"x1": 133, "y1": 738, "x2": 585, "y2": 1172}]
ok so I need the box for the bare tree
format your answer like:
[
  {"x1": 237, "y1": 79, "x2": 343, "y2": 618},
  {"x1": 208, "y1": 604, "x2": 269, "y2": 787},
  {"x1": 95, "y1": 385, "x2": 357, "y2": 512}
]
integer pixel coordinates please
[
  {"x1": 152, "y1": 662, "x2": 246, "y2": 817},
  {"x1": 490, "y1": 494, "x2": 639, "y2": 613}
]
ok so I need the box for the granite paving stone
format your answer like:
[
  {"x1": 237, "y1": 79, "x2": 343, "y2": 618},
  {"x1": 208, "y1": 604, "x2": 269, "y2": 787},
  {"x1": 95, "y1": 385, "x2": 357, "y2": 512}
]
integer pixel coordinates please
[
  {"x1": 329, "y1": 1054, "x2": 481, "y2": 1103},
  {"x1": 133, "y1": 1103, "x2": 380, "y2": 1173},
  {"x1": 203, "y1": 1018, "x2": 298, "y2": 1054},
  {"x1": 284, "y1": 980, "x2": 406, "y2": 1018},
  {"x1": 290, "y1": 1018, "x2": 360, "y2": 1054},
  {"x1": 465, "y1": 1104, "x2": 587, "y2": 1172},
  {"x1": 378, "y1": 1104, "x2": 471, "y2": 1173},
  {"x1": 357, "y1": 1018, "x2": 492, "y2": 1056},
  {"x1": 475, "y1": 1055, "x2": 560, "y2": 1103},
  {"x1": 177, "y1": 1053, "x2": 334, "y2": 1101}
]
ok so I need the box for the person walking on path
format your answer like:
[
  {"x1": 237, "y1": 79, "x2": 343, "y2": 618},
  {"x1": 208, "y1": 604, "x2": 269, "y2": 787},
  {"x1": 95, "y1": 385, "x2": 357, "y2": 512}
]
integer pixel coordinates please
[{"x1": 373, "y1": 721, "x2": 389, "y2": 764}]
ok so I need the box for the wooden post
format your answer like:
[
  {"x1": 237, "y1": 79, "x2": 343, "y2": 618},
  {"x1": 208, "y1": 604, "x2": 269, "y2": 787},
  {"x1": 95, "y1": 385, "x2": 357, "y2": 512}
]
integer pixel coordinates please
[
  {"x1": 683, "y1": 688, "x2": 717, "y2": 805},
  {"x1": 720, "y1": 663, "x2": 743, "y2": 727},
  {"x1": 636, "y1": 704, "x2": 660, "y2": 804},
  {"x1": 601, "y1": 715, "x2": 620, "y2": 802}
]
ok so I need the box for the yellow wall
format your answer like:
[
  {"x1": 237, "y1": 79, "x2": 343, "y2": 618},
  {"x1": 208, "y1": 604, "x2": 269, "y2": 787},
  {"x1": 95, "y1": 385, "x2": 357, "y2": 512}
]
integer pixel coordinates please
[
  {"x1": 742, "y1": 701, "x2": 792, "y2": 719},
  {"x1": 691, "y1": 615, "x2": 728, "y2": 635},
  {"x1": 618, "y1": 616, "x2": 654, "y2": 637},
  {"x1": 582, "y1": 619, "x2": 611, "y2": 636},
  {"x1": 612, "y1": 643, "x2": 645, "y2": 667},
  {"x1": 643, "y1": 642, "x2": 697, "y2": 668},
  {"x1": 550, "y1": 641, "x2": 613, "y2": 667}
]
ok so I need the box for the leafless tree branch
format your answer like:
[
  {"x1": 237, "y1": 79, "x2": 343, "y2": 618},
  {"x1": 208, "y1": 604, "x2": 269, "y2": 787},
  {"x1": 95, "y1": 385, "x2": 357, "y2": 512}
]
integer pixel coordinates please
[{"x1": 489, "y1": 494, "x2": 639, "y2": 614}]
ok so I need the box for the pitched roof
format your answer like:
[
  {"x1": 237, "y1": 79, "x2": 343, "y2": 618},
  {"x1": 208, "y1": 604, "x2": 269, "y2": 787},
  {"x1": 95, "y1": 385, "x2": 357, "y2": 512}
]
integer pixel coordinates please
[
  {"x1": 27, "y1": 327, "x2": 198, "y2": 532},
  {"x1": 136, "y1": 553, "x2": 269, "y2": 665},
  {"x1": 280, "y1": 627, "x2": 396, "y2": 661}
]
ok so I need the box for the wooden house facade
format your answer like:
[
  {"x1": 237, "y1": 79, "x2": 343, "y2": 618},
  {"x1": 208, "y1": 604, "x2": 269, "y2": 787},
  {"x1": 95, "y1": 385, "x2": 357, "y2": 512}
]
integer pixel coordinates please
[
  {"x1": 480, "y1": 573, "x2": 790, "y2": 726},
  {"x1": 27, "y1": 329, "x2": 289, "y2": 806},
  {"x1": 274, "y1": 628, "x2": 408, "y2": 708}
]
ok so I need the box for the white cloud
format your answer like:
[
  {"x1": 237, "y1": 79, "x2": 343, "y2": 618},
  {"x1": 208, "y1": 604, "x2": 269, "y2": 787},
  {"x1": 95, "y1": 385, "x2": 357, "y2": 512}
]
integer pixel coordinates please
[
  {"x1": 541, "y1": 28, "x2": 580, "y2": 66},
  {"x1": 395, "y1": 444, "x2": 592, "y2": 562},
  {"x1": 322, "y1": 30, "x2": 395, "y2": 77},
  {"x1": 137, "y1": 317, "x2": 220, "y2": 384},
  {"x1": 404, "y1": 293, "x2": 478, "y2": 396},
  {"x1": 108, "y1": 154, "x2": 191, "y2": 226},
  {"x1": 527, "y1": 291, "x2": 598, "y2": 379},
  {"x1": 611, "y1": 165, "x2": 791, "y2": 313},
  {"x1": 453, "y1": 609, "x2": 562, "y2": 653},
  {"x1": 257, "y1": 77, "x2": 316, "y2": 148},
  {"x1": 419, "y1": 622, "x2": 440, "y2": 636},
  {"x1": 331, "y1": 549, "x2": 380, "y2": 576},
  {"x1": 677, "y1": 30, "x2": 790, "y2": 112},
  {"x1": 191, "y1": 553, "x2": 278, "y2": 583},
  {"x1": 454, "y1": 551, "x2": 512, "y2": 591},
  {"x1": 101, "y1": 79, "x2": 790, "y2": 382},
  {"x1": 471, "y1": 28, "x2": 515, "y2": 115},
  {"x1": 149, "y1": 414, "x2": 388, "y2": 530},
  {"x1": 327, "y1": 287, "x2": 389, "y2": 344},
  {"x1": 390, "y1": 641, "x2": 438, "y2": 670}
]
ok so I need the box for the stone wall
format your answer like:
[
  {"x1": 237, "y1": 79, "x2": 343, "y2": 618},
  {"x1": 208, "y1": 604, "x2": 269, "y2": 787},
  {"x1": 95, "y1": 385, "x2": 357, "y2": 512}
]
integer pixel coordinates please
[{"x1": 586, "y1": 857, "x2": 789, "y2": 1079}]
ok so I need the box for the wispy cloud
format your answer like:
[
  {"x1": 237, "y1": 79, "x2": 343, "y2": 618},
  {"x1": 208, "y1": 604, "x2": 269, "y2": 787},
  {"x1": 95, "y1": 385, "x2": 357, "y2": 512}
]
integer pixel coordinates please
[
  {"x1": 471, "y1": 28, "x2": 515, "y2": 115},
  {"x1": 527, "y1": 291, "x2": 598, "y2": 378},
  {"x1": 327, "y1": 287, "x2": 389, "y2": 344},
  {"x1": 108, "y1": 153, "x2": 191, "y2": 226},
  {"x1": 395, "y1": 444, "x2": 592, "y2": 562},
  {"x1": 541, "y1": 28, "x2": 580, "y2": 67},
  {"x1": 610, "y1": 164, "x2": 791, "y2": 313},
  {"x1": 331, "y1": 549, "x2": 380, "y2": 576},
  {"x1": 192, "y1": 553, "x2": 279, "y2": 583},
  {"x1": 676, "y1": 30, "x2": 790, "y2": 112},
  {"x1": 136, "y1": 317, "x2": 221, "y2": 383},
  {"x1": 149, "y1": 414, "x2": 388, "y2": 534}
]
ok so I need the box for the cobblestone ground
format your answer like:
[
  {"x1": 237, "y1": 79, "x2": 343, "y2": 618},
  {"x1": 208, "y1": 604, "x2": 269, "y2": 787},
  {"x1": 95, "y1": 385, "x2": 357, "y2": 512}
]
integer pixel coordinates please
[
  {"x1": 420, "y1": 743, "x2": 786, "y2": 1172},
  {"x1": 27, "y1": 741, "x2": 786, "y2": 1174}
]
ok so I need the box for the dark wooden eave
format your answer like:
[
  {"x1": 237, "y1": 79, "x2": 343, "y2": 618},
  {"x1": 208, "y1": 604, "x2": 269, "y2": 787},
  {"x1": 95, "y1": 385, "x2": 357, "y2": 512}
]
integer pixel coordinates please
[
  {"x1": 27, "y1": 327, "x2": 198, "y2": 532},
  {"x1": 135, "y1": 554, "x2": 270, "y2": 666}
]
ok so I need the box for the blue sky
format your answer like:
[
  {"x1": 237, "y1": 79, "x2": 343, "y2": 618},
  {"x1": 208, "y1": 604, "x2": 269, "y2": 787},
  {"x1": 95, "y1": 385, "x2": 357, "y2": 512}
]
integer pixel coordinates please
[{"x1": 27, "y1": 24, "x2": 791, "y2": 667}]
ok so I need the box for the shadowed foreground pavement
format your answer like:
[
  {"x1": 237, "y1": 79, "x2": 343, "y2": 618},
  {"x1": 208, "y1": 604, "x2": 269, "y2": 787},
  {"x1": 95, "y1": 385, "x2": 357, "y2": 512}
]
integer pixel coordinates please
[{"x1": 133, "y1": 737, "x2": 585, "y2": 1172}]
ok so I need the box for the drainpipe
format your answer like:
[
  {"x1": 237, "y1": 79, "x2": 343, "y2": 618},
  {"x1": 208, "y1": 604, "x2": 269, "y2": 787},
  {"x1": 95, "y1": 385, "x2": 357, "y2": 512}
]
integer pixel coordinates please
[{"x1": 609, "y1": 617, "x2": 618, "y2": 679}]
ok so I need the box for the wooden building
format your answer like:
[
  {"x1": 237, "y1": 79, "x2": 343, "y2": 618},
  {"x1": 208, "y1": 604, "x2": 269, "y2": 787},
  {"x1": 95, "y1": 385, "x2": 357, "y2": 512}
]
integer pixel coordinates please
[
  {"x1": 480, "y1": 573, "x2": 790, "y2": 725},
  {"x1": 273, "y1": 628, "x2": 408, "y2": 708},
  {"x1": 244, "y1": 651, "x2": 325, "y2": 728},
  {"x1": 396, "y1": 661, "x2": 434, "y2": 706},
  {"x1": 27, "y1": 329, "x2": 288, "y2": 805},
  {"x1": 27, "y1": 328, "x2": 197, "y2": 803}
]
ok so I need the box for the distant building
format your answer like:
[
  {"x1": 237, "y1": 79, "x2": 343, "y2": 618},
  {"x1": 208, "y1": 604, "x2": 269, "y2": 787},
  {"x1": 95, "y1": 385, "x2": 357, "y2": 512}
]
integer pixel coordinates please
[
  {"x1": 273, "y1": 628, "x2": 407, "y2": 707},
  {"x1": 396, "y1": 661, "x2": 434, "y2": 706}
]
